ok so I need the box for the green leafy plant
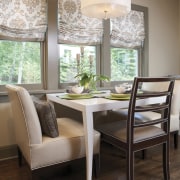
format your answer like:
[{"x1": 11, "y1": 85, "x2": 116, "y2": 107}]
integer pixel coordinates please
[{"x1": 75, "y1": 72, "x2": 110, "y2": 91}]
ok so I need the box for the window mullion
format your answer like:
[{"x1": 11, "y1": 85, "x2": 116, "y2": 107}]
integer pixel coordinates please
[
  {"x1": 101, "y1": 19, "x2": 111, "y2": 87},
  {"x1": 46, "y1": 0, "x2": 59, "y2": 90}
]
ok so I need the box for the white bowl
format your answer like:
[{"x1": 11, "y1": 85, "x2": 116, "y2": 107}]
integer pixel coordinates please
[
  {"x1": 71, "y1": 85, "x2": 84, "y2": 94},
  {"x1": 115, "y1": 85, "x2": 126, "y2": 94}
]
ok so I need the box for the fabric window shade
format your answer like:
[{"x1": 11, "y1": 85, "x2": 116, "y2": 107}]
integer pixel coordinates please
[
  {"x1": 110, "y1": 10, "x2": 145, "y2": 48},
  {"x1": 58, "y1": 0, "x2": 103, "y2": 45},
  {"x1": 0, "y1": 0, "x2": 47, "y2": 41}
]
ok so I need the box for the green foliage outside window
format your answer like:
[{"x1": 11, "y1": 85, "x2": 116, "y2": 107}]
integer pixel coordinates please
[
  {"x1": 0, "y1": 41, "x2": 41, "y2": 85},
  {"x1": 59, "y1": 45, "x2": 96, "y2": 83},
  {"x1": 111, "y1": 48, "x2": 138, "y2": 81}
]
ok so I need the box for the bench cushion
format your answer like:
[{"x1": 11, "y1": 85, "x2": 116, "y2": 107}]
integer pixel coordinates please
[{"x1": 30, "y1": 118, "x2": 100, "y2": 170}]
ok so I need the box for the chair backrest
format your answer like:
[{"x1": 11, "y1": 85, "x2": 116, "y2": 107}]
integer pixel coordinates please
[
  {"x1": 141, "y1": 79, "x2": 180, "y2": 115},
  {"x1": 128, "y1": 77, "x2": 174, "y2": 144},
  {"x1": 6, "y1": 85, "x2": 42, "y2": 148}
]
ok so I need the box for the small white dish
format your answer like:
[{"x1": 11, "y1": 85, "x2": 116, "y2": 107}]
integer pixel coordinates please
[
  {"x1": 71, "y1": 85, "x2": 84, "y2": 94},
  {"x1": 115, "y1": 85, "x2": 126, "y2": 94}
]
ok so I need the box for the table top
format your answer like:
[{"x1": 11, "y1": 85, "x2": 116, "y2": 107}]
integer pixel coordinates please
[{"x1": 46, "y1": 93, "x2": 131, "y2": 112}]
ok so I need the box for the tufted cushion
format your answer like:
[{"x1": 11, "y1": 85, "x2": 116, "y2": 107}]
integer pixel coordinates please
[{"x1": 32, "y1": 96, "x2": 59, "y2": 138}]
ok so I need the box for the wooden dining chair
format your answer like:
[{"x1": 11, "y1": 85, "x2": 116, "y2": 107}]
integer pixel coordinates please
[
  {"x1": 107, "y1": 79, "x2": 180, "y2": 149},
  {"x1": 96, "y1": 77, "x2": 174, "y2": 180}
]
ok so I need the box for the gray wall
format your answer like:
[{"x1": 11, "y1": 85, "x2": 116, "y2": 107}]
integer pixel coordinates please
[{"x1": 133, "y1": 0, "x2": 180, "y2": 76}]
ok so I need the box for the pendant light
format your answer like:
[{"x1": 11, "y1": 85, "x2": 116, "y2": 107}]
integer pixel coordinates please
[{"x1": 81, "y1": 0, "x2": 131, "y2": 19}]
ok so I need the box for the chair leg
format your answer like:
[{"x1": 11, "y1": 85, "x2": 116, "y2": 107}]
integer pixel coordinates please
[
  {"x1": 31, "y1": 170, "x2": 39, "y2": 180},
  {"x1": 17, "y1": 146, "x2": 22, "y2": 167},
  {"x1": 142, "y1": 149, "x2": 147, "y2": 159},
  {"x1": 127, "y1": 150, "x2": 134, "y2": 180},
  {"x1": 163, "y1": 142, "x2": 170, "y2": 180},
  {"x1": 173, "y1": 131, "x2": 178, "y2": 149},
  {"x1": 93, "y1": 154, "x2": 100, "y2": 178}
]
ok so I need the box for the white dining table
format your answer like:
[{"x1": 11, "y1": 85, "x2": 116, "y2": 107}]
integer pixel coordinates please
[{"x1": 46, "y1": 92, "x2": 145, "y2": 180}]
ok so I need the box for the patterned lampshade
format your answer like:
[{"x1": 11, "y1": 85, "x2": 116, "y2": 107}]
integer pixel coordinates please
[{"x1": 81, "y1": 0, "x2": 131, "y2": 19}]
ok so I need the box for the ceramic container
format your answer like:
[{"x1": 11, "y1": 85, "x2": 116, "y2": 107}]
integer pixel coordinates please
[{"x1": 71, "y1": 85, "x2": 84, "y2": 94}]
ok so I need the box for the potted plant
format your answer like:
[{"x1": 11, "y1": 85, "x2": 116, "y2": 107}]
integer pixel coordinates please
[{"x1": 75, "y1": 72, "x2": 110, "y2": 92}]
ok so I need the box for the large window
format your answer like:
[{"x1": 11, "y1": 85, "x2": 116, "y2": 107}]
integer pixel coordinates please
[
  {"x1": 58, "y1": 3, "x2": 147, "y2": 88},
  {"x1": 0, "y1": 0, "x2": 47, "y2": 91},
  {"x1": 0, "y1": 40, "x2": 41, "y2": 85},
  {"x1": 0, "y1": 1, "x2": 148, "y2": 92},
  {"x1": 59, "y1": 44, "x2": 96, "y2": 84},
  {"x1": 109, "y1": 7, "x2": 146, "y2": 83}
]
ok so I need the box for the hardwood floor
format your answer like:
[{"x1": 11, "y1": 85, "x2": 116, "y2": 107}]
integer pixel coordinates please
[{"x1": 0, "y1": 136, "x2": 180, "y2": 180}]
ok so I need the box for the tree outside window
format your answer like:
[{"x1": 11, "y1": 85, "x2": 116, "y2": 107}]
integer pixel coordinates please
[
  {"x1": 59, "y1": 44, "x2": 96, "y2": 83},
  {"x1": 111, "y1": 48, "x2": 138, "y2": 81},
  {"x1": 0, "y1": 41, "x2": 41, "y2": 85}
]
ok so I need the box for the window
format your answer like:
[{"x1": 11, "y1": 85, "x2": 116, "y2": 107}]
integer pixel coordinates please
[
  {"x1": 58, "y1": 0, "x2": 102, "y2": 88},
  {"x1": 0, "y1": 0, "x2": 47, "y2": 91},
  {"x1": 58, "y1": 2, "x2": 148, "y2": 88},
  {"x1": 111, "y1": 48, "x2": 138, "y2": 81},
  {"x1": 59, "y1": 44, "x2": 96, "y2": 84},
  {"x1": 0, "y1": 1, "x2": 148, "y2": 92},
  {"x1": 109, "y1": 8, "x2": 146, "y2": 83},
  {"x1": 0, "y1": 40, "x2": 41, "y2": 85}
]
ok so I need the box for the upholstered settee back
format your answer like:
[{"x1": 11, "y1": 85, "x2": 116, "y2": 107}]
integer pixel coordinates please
[
  {"x1": 141, "y1": 80, "x2": 180, "y2": 115},
  {"x1": 170, "y1": 80, "x2": 180, "y2": 115},
  {"x1": 6, "y1": 85, "x2": 42, "y2": 147}
]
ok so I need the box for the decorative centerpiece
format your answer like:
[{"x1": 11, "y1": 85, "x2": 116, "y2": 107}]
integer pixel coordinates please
[
  {"x1": 75, "y1": 46, "x2": 110, "y2": 92},
  {"x1": 75, "y1": 72, "x2": 109, "y2": 92}
]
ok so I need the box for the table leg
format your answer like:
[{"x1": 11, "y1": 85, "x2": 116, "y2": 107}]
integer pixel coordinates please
[{"x1": 82, "y1": 109, "x2": 94, "y2": 180}]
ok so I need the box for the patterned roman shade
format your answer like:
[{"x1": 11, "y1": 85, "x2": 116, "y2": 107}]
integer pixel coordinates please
[
  {"x1": 58, "y1": 1, "x2": 145, "y2": 47},
  {"x1": 58, "y1": 0, "x2": 103, "y2": 45},
  {"x1": 0, "y1": 0, "x2": 47, "y2": 41},
  {"x1": 111, "y1": 10, "x2": 145, "y2": 48}
]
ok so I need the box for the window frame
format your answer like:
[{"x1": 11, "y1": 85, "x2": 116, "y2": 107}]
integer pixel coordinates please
[
  {"x1": 101, "y1": 4, "x2": 148, "y2": 88},
  {"x1": 110, "y1": 47, "x2": 142, "y2": 87},
  {"x1": 58, "y1": 44, "x2": 101, "y2": 89},
  {"x1": 0, "y1": 39, "x2": 44, "y2": 92}
]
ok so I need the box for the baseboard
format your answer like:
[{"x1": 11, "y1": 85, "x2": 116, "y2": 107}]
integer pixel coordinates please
[{"x1": 0, "y1": 144, "x2": 17, "y2": 161}]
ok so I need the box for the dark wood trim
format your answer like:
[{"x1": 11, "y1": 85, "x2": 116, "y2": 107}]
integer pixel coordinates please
[
  {"x1": 173, "y1": 131, "x2": 179, "y2": 149},
  {"x1": 0, "y1": 144, "x2": 17, "y2": 160}
]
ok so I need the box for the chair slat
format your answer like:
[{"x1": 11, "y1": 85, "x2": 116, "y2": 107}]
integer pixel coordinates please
[{"x1": 135, "y1": 104, "x2": 169, "y2": 112}]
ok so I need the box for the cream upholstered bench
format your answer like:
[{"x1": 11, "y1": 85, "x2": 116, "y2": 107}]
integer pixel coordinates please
[{"x1": 6, "y1": 84, "x2": 100, "y2": 179}]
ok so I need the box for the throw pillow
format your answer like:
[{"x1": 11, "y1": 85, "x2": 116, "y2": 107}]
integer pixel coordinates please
[{"x1": 32, "y1": 96, "x2": 59, "y2": 138}]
